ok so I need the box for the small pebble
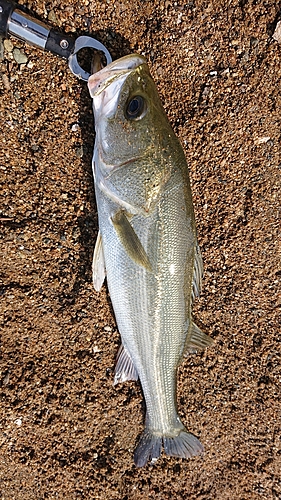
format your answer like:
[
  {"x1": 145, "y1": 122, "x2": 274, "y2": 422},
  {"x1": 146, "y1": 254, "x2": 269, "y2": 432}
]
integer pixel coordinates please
[
  {"x1": 71, "y1": 123, "x2": 80, "y2": 132},
  {"x1": 255, "y1": 136, "x2": 271, "y2": 145},
  {"x1": 4, "y1": 39, "x2": 13, "y2": 52},
  {"x1": 273, "y1": 21, "x2": 281, "y2": 43},
  {"x1": 1, "y1": 73, "x2": 10, "y2": 91},
  {"x1": 75, "y1": 146, "x2": 84, "y2": 158},
  {"x1": 13, "y1": 48, "x2": 28, "y2": 65},
  {"x1": 14, "y1": 418, "x2": 22, "y2": 426},
  {"x1": 48, "y1": 10, "x2": 58, "y2": 24}
]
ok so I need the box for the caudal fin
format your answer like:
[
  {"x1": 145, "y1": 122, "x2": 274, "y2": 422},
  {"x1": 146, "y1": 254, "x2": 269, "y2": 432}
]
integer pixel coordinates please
[{"x1": 134, "y1": 429, "x2": 203, "y2": 467}]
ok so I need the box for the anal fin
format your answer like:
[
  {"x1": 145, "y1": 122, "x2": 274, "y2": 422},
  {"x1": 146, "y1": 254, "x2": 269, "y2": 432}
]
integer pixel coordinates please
[
  {"x1": 192, "y1": 242, "x2": 203, "y2": 302},
  {"x1": 113, "y1": 344, "x2": 138, "y2": 386}
]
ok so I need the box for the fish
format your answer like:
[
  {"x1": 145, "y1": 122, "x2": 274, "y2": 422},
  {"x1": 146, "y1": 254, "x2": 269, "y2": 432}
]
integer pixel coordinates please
[{"x1": 88, "y1": 54, "x2": 213, "y2": 467}]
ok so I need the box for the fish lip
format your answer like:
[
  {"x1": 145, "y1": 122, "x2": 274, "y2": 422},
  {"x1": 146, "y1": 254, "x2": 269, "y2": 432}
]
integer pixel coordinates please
[{"x1": 88, "y1": 54, "x2": 146, "y2": 97}]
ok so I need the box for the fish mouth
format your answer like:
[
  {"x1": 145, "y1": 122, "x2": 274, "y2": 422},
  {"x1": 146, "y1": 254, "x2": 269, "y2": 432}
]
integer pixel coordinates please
[{"x1": 88, "y1": 54, "x2": 146, "y2": 98}]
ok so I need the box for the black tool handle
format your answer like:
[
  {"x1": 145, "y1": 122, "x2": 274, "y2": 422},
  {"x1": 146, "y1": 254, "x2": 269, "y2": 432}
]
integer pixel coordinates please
[
  {"x1": 0, "y1": 0, "x2": 15, "y2": 36},
  {"x1": 45, "y1": 28, "x2": 75, "y2": 59},
  {"x1": 0, "y1": 0, "x2": 75, "y2": 59}
]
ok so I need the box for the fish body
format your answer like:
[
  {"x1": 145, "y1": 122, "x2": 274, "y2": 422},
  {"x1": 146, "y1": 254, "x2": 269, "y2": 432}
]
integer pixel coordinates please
[{"x1": 88, "y1": 55, "x2": 212, "y2": 466}]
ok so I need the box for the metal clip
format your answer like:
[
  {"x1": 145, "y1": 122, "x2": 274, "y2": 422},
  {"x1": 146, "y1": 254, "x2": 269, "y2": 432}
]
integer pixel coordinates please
[
  {"x1": 0, "y1": 0, "x2": 112, "y2": 80},
  {"x1": 68, "y1": 35, "x2": 112, "y2": 81}
]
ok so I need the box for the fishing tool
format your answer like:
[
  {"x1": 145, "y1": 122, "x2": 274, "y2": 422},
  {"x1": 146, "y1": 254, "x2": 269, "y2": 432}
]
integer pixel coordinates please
[{"x1": 0, "y1": 0, "x2": 112, "y2": 80}]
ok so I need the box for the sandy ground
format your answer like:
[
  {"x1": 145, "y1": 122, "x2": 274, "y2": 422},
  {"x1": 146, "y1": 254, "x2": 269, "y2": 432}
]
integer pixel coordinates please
[{"x1": 1, "y1": 1, "x2": 280, "y2": 498}]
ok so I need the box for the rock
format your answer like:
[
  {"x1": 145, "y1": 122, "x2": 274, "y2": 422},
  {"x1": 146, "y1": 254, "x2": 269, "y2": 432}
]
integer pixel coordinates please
[
  {"x1": 48, "y1": 10, "x2": 58, "y2": 24},
  {"x1": 273, "y1": 21, "x2": 281, "y2": 43},
  {"x1": 13, "y1": 48, "x2": 28, "y2": 65},
  {"x1": 71, "y1": 123, "x2": 80, "y2": 132},
  {"x1": 4, "y1": 39, "x2": 13, "y2": 52},
  {"x1": 75, "y1": 145, "x2": 84, "y2": 158},
  {"x1": 1, "y1": 73, "x2": 10, "y2": 91}
]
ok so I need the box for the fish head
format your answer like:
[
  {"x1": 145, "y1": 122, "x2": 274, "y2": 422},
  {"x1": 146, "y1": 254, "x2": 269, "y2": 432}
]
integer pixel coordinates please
[
  {"x1": 88, "y1": 54, "x2": 178, "y2": 214},
  {"x1": 88, "y1": 54, "x2": 163, "y2": 160}
]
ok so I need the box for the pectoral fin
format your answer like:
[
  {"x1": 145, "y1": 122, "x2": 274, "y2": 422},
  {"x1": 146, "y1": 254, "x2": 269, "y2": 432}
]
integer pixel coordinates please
[
  {"x1": 92, "y1": 230, "x2": 106, "y2": 292},
  {"x1": 111, "y1": 210, "x2": 152, "y2": 271}
]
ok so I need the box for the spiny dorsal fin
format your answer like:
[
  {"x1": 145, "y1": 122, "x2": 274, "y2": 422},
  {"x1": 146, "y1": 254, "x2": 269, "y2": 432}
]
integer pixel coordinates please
[
  {"x1": 188, "y1": 322, "x2": 213, "y2": 350},
  {"x1": 192, "y1": 242, "x2": 203, "y2": 302},
  {"x1": 111, "y1": 210, "x2": 152, "y2": 271},
  {"x1": 92, "y1": 230, "x2": 106, "y2": 292},
  {"x1": 114, "y1": 344, "x2": 138, "y2": 385}
]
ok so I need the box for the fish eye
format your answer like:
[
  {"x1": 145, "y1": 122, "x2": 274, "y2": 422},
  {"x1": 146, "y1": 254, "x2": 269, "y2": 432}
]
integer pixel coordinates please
[{"x1": 125, "y1": 95, "x2": 146, "y2": 120}]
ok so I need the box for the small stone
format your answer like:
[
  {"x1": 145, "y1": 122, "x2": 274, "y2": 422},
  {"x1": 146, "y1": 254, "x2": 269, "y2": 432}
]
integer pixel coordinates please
[
  {"x1": 4, "y1": 39, "x2": 13, "y2": 52},
  {"x1": 1, "y1": 73, "x2": 10, "y2": 91},
  {"x1": 250, "y1": 37, "x2": 259, "y2": 48},
  {"x1": 71, "y1": 123, "x2": 80, "y2": 132},
  {"x1": 255, "y1": 136, "x2": 271, "y2": 145},
  {"x1": 273, "y1": 21, "x2": 281, "y2": 43},
  {"x1": 156, "y1": 66, "x2": 163, "y2": 76},
  {"x1": 48, "y1": 10, "x2": 58, "y2": 24},
  {"x1": 75, "y1": 146, "x2": 84, "y2": 158},
  {"x1": 13, "y1": 48, "x2": 28, "y2": 65},
  {"x1": 15, "y1": 418, "x2": 22, "y2": 426}
]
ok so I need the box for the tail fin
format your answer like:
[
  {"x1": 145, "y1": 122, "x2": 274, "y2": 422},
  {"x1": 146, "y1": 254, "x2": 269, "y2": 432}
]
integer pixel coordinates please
[
  {"x1": 134, "y1": 429, "x2": 203, "y2": 467},
  {"x1": 134, "y1": 430, "x2": 162, "y2": 467}
]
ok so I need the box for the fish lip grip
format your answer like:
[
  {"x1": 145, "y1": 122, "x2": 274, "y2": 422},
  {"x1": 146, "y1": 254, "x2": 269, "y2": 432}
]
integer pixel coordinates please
[
  {"x1": 68, "y1": 36, "x2": 112, "y2": 81},
  {"x1": 0, "y1": 0, "x2": 112, "y2": 80}
]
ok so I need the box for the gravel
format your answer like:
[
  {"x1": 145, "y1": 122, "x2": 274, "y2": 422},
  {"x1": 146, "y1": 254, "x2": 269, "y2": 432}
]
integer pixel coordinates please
[{"x1": 0, "y1": 1, "x2": 280, "y2": 499}]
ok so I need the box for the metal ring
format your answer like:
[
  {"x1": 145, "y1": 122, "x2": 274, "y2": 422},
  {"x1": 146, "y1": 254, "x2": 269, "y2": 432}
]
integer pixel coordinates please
[{"x1": 68, "y1": 35, "x2": 112, "y2": 81}]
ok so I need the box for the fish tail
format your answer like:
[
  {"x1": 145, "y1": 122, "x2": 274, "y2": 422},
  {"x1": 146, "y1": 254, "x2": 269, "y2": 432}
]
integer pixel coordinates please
[
  {"x1": 134, "y1": 430, "x2": 162, "y2": 467},
  {"x1": 134, "y1": 428, "x2": 203, "y2": 467},
  {"x1": 163, "y1": 431, "x2": 203, "y2": 460}
]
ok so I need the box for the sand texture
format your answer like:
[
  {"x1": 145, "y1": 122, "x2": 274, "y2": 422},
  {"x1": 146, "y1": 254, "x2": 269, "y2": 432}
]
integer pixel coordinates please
[{"x1": 0, "y1": 1, "x2": 280, "y2": 498}]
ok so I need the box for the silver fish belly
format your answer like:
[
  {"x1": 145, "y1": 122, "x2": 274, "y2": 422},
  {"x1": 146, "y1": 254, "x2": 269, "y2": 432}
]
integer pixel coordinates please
[{"x1": 88, "y1": 54, "x2": 213, "y2": 467}]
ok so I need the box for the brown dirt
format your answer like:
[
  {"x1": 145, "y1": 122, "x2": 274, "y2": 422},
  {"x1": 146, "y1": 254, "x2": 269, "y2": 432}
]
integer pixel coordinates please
[{"x1": 1, "y1": 1, "x2": 280, "y2": 499}]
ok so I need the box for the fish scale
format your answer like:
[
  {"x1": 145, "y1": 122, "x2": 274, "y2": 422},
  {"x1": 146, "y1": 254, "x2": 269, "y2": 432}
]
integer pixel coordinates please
[{"x1": 88, "y1": 54, "x2": 213, "y2": 466}]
